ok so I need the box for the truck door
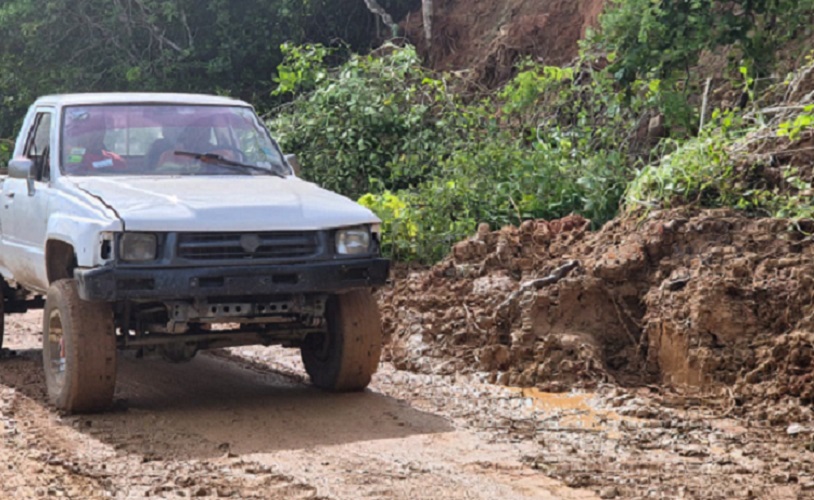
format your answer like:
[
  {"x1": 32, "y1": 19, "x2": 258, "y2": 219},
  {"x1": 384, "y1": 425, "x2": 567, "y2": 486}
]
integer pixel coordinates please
[{"x1": 1, "y1": 108, "x2": 55, "y2": 290}]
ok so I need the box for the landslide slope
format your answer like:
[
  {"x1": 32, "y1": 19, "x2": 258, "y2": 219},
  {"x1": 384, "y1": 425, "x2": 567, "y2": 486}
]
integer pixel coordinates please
[{"x1": 402, "y1": 0, "x2": 605, "y2": 85}]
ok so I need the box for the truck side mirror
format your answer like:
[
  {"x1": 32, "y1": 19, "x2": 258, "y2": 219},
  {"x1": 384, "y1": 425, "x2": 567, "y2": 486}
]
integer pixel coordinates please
[
  {"x1": 8, "y1": 158, "x2": 35, "y2": 195},
  {"x1": 284, "y1": 154, "x2": 301, "y2": 177}
]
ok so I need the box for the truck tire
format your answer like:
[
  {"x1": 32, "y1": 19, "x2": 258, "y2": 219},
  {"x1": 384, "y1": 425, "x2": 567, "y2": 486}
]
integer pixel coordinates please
[
  {"x1": 42, "y1": 279, "x2": 116, "y2": 413},
  {"x1": 301, "y1": 290, "x2": 382, "y2": 391}
]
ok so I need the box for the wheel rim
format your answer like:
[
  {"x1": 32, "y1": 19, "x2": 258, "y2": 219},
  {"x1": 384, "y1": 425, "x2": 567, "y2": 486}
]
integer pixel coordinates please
[{"x1": 46, "y1": 309, "x2": 66, "y2": 391}]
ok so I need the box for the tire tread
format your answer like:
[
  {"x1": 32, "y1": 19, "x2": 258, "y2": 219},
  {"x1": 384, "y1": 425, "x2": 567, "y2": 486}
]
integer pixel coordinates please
[
  {"x1": 43, "y1": 280, "x2": 116, "y2": 413},
  {"x1": 302, "y1": 290, "x2": 382, "y2": 391}
]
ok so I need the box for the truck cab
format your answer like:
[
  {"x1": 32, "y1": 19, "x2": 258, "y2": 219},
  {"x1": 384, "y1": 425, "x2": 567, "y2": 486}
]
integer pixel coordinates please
[{"x1": 0, "y1": 93, "x2": 389, "y2": 412}]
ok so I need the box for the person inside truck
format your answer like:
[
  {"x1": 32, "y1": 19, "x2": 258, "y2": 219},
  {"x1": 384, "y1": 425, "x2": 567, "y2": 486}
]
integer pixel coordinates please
[
  {"x1": 62, "y1": 111, "x2": 127, "y2": 175},
  {"x1": 156, "y1": 123, "x2": 243, "y2": 171},
  {"x1": 144, "y1": 126, "x2": 181, "y2": 170}
]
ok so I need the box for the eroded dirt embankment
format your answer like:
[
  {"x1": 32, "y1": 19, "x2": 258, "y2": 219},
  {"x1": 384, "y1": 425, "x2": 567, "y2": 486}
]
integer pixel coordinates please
[
  {"x1": 402, "y1": 0, "x2": 605, "y2": 85},
  {"x1": 381, "y1": 209, "x2": 814, "y2": 424}
]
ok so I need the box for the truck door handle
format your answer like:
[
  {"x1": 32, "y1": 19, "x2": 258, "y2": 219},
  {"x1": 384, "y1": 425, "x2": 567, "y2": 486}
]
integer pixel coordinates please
[{"x1": 4, "y1": 192, "x2": 14, "y2": 198}]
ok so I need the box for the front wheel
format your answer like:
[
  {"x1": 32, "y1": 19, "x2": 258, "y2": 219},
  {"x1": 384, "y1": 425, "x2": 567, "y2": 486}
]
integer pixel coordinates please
[
  {"x1": 42, "y1": 280, "x2": 117, "y2": 413},
  {"x1": 301, "y1": 290, "x2": 383, "y2": 391}
]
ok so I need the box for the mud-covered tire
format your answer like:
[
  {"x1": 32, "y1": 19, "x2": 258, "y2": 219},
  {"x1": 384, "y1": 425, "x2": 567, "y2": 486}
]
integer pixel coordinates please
[
  {"x1": 301, "y1": 290, "x2": 382, "y2": 391},
  {"x1": 42, "y1": 279, "x2": 116, "y2": 413}
]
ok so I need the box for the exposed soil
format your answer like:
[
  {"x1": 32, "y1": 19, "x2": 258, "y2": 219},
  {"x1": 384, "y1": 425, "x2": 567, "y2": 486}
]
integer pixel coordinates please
[
  {"x1": 2, "y1": 307, "x2": 812, "y2": 499},
  {"x1": 381, "y1": 209, "x2": 814, "y2": 426},
  {"x1": 0, "y1": 311, "x2": 596, "y2": 499},
  {"x1": 402, "y1": 0, "x2": 605, "y2": 85}
]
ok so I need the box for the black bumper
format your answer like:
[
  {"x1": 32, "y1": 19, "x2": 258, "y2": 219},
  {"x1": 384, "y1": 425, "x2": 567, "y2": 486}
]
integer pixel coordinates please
[{"x1": 75, "y1": 258, "x2": 390, "y2": 301}]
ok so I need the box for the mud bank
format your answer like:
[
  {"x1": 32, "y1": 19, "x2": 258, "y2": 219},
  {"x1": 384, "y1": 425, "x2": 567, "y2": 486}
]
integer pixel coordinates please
[{"x1": 381, "y1": 209, "x2": 814, "y2": 423}]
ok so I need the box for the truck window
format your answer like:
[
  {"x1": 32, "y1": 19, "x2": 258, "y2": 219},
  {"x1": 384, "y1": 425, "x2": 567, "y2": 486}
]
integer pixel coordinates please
[
  {"x1": 24, "y1": 112, "x2": 53, "y2": 182},
  {"x1": 61, "y1": 104, "x2": 290, "y2": 177}
]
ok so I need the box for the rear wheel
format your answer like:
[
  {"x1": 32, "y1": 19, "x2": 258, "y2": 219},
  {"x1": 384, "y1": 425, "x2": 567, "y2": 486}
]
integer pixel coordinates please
[
  {"x1": 42, "y1": 279, "x2": 117, "y2": 413},
  {"x1": 301, "y1": 290, "x2": 382, "y2": 391}
]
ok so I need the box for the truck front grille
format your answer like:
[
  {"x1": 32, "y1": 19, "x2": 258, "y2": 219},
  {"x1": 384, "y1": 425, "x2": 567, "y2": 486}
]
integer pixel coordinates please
[{"x1": 177, "y1": 232, "x2": 321, "y2": 261}]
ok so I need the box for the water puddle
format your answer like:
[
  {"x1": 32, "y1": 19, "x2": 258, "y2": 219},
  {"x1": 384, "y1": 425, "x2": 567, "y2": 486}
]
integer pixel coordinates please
[{"x1": 507, "y1": 387, "x2": 628, "y2": 436}]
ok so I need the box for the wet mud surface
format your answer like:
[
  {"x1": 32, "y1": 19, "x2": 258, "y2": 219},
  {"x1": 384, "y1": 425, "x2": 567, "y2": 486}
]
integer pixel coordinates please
[{"x1": 0, "y1": 312, "x2": 592, "y2": 499}]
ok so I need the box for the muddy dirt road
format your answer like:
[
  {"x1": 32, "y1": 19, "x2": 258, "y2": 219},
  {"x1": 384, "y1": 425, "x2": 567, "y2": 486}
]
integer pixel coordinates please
[
  {"x1": 1, "y1": 309, "x2": 812, "y2": 499},
  {"x1": 0, "y1": 311, "x2": 594, "y2": 499}
]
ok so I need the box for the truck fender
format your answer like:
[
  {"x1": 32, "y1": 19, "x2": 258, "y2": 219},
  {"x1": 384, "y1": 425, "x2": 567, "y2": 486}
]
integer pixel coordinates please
[{"x1": 46, "y1": 214, "x2": 119, "y2": 269}]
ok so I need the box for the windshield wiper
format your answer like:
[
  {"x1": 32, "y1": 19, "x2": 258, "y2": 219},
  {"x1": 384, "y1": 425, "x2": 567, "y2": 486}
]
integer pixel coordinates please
[{"x1": 173, "y1": 151, "x2": 286, "y2": 178}]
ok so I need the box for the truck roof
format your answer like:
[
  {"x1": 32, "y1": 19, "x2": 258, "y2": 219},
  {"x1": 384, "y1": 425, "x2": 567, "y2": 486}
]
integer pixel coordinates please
[{"x1": 33, "y1": 92, "x2": 251, "y2": 108}]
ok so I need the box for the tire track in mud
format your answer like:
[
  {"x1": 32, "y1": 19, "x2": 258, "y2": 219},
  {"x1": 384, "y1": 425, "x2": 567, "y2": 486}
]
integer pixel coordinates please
[
  {"x1": 0, "y1": 350, "x2": 322, "y2": 499},
  {"x1": 0, "y1": 311, "x2": 595, "y2": 499}
]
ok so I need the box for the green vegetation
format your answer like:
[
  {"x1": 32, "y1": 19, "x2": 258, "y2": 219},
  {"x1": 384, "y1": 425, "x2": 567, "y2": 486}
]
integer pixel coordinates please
[
  {"x1": 269, "y1": 46, "x2": 648, "y2": 261},
  {"x1": 626, "y1": 102, "x2": 814, "y2": 221},
  {"x1": 0, "y1": 0, "x2": 419, "y2": 137},
  {"x1": 269, "y1": 0, "x2": 814, "y2": 262},
  {"x1": 594, "y1": 0, "x2": 814, "y2": 82}
]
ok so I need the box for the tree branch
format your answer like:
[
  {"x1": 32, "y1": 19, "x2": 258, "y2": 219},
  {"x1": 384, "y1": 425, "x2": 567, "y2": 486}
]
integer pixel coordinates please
[
  {"x1": 422, "y1": 0, "x2": 433, "y2": 43},
  {"x1": 494, "y1": 260, "x2": 581, "y2": 321},
  {"x1": 362, "y1": 0, "x2": 399, "y2": 37}
]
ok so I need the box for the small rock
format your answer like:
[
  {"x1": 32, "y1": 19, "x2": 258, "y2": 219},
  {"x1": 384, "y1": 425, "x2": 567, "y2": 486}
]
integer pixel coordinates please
[
  {"x1": 599, "y1": 486, "x2": 619, "y2": 499},
  {"x1": 786, "y1": 423, "x2": 808, "y2": 435},
  {"x1": 678, "y1": 445, "x2": 708, "y2": 458}
]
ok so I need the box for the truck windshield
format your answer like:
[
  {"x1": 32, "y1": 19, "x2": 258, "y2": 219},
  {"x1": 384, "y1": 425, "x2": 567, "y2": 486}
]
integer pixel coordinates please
[{"x1": 60, "y1": 104, "x2": 290, "y2": 177}]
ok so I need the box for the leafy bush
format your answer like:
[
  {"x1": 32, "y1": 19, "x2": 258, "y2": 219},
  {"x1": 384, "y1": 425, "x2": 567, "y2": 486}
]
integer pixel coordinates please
[
  {"x1": 594, "y1": 0, "x2": 814, "y2": 82},
  {"x1": 269, "y1": 44, "x2": 449, "y2": 199},
  {"x1": 778, "y1": 105, "x2": 814, "y2": 141},
  {"x1": 272, "y1": 45, "x2": 646, "y2": 262},
  {"x1": 0, "y1": 138, "x2": 12, "y2": 168},
  {"x1": 626, "y1": 102, "x2": 814, "y2": 222},
  {"x1": 357, "y1": 190, "x2": 417, "y2": 260},
  {"x1": 625, "y1": 130, "x2": 737, "y2": 211}
]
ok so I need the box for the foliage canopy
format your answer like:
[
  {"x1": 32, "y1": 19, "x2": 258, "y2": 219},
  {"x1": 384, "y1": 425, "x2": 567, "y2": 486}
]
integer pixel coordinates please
[{"x1": 0, "y1": 0, "x2": 419, "y2": 136}]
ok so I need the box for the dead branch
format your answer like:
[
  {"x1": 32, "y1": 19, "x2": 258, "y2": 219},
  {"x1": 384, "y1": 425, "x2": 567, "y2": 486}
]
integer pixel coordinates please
[
  {"x1": 362, "y1": 0, "x2": 399, "y2": 37},
  {"x1": 422, "y1": 0, "x2": 433, "y2": 43},
  {"x1": 494, "y1": 260, "x2": 580, "y2": 320},
  {"x1": 699, "y1": 77, "x2": 712, "y2": 131}
]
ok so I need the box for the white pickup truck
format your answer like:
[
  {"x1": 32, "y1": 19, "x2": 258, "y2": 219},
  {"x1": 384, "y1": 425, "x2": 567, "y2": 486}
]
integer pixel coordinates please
[{"x1": 0, "y1": 93, "x2": 389, "y2": 412}]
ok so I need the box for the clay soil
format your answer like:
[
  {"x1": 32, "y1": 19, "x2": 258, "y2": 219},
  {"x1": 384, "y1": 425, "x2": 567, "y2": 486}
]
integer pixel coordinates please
[
  {"x1": 381, "y1": 208, "x2": 814, "y2": 497},
  {"x1": 383, "y1": 209, "x2": 814, "y2": 414},
  {"x1": 402, "y1": 0, "x2": 605, "y2": 85}
]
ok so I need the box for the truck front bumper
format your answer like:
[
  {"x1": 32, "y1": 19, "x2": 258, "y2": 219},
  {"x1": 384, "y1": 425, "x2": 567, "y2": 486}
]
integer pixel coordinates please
[{"x1": 74, "y1": 258, "x2": 390, "y2": 301}]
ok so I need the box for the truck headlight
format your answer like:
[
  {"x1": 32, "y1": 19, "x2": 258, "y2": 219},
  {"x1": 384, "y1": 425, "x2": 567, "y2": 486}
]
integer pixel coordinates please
[
  {"x1": 119, "y1": 233, "x2": 157, "y2": 262},
  {"x1": 336, "y1": 226, "x2": 371, "y2": 255}
]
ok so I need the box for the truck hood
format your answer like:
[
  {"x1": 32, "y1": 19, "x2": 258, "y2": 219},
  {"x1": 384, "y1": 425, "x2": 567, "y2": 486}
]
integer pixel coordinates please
[{"x1": 67, "y1": 176, "x2": 380, "y2": 232}]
